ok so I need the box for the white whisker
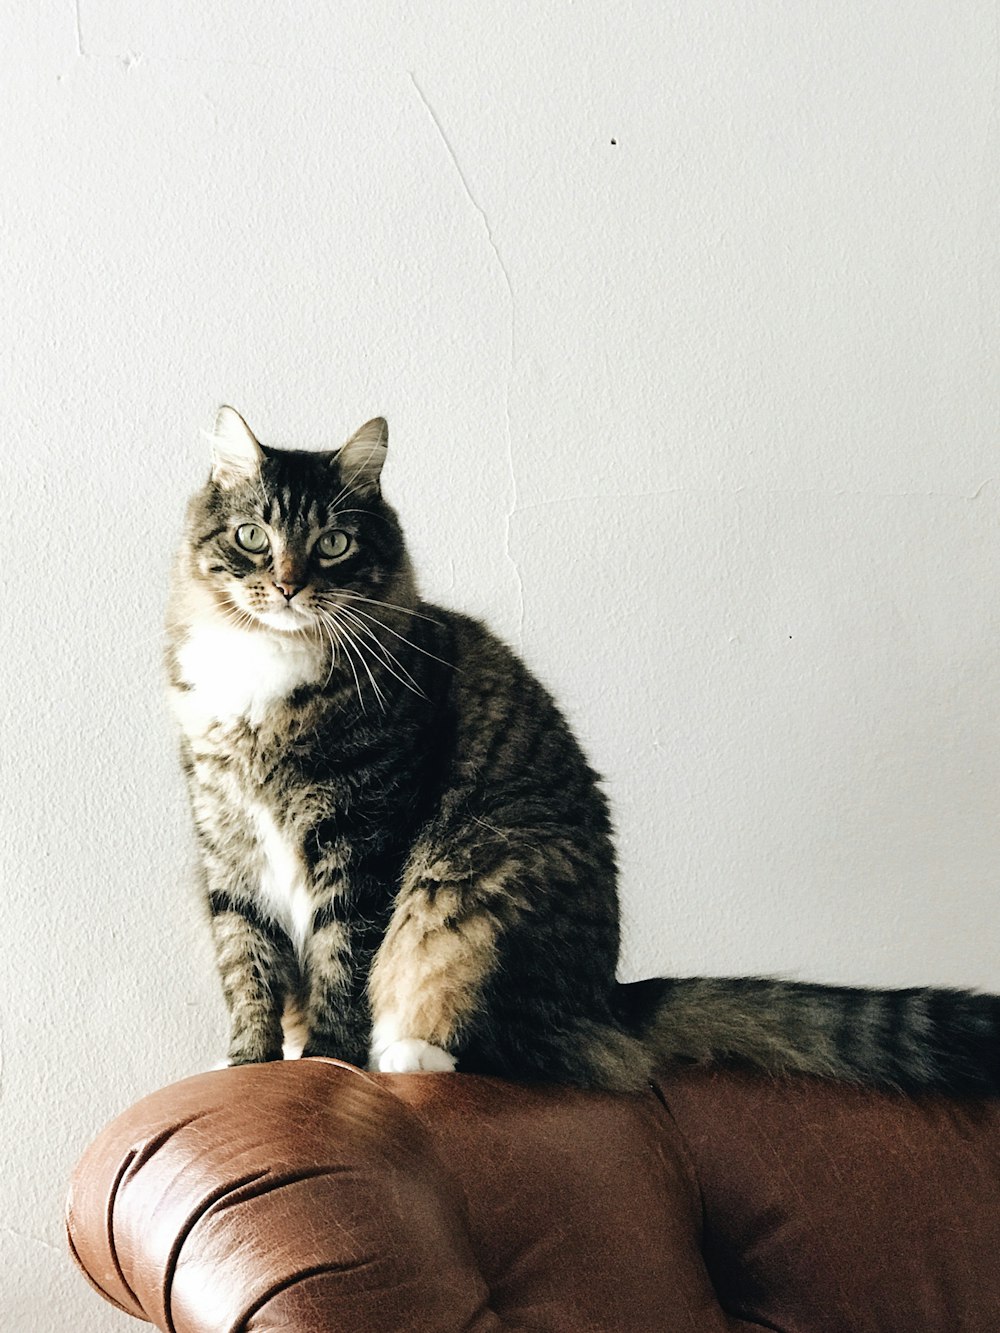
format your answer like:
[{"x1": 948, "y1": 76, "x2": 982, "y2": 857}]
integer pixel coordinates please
[
  {"x1": 328, "y1": 507, "x2": 391, "y2": 525},
  {"x1": 326, "y1": 600, "x2": 456, "y2": 671},
  {"x1": 220, "y1": 598, "x2": 260, "y2": 636},
  {"x1": 318, "y1": 609, "x2": 367, "y2": 714},
  {"x1": 332, "y1": 615, "x2": 387, "y2": 712},
  {"x1": 336, "y1": 606, "x2": 429, "y2": 701},
  {"x1": 315, "y1": 612, "x2": 339, "y2": 689},
  {"x1": 329, "y1": 591, "x2": 443, "y2": 627}
]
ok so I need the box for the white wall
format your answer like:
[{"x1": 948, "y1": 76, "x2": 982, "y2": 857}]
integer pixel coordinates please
[{"x1": 2, "y1": 2, "x2": 998, "y2": 1327}]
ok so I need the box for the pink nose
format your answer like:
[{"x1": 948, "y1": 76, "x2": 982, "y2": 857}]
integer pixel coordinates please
[{"x1": 273, "y1": 581, "x2": 303, "y2": 602}]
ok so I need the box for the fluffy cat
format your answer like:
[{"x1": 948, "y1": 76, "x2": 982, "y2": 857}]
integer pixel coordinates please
[{"x1": 166, "y1": 407, "x2": 1000, "y2": 1094}]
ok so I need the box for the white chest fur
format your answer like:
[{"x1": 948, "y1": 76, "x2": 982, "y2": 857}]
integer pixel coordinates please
[
  {"x1": 251, "y1": 802, "x2": 313, "y2": 958},
  {"x1": 174, "y1": 621, "x2": 323, "y2": 732}
]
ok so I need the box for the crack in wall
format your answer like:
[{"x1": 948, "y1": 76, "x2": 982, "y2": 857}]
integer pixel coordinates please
[
  {"x1": 408, "y1": 70, "x2": 524, "y2": 647},
  {"x1": 73, "y1": 0, "x2": 84, "y2": 57}
]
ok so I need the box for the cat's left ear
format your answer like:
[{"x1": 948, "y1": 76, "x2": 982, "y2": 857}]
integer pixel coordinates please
[
  {"x1": 335, "y1": 417, "x2": 388, "y2": 495},
  {"x1": 209, "y1": 406, "x2": 264, "y2": 487}
]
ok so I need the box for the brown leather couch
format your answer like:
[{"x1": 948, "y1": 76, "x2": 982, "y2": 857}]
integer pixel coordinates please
[{"x1": 66, "y1": 1059, "x2": 1000, "y2": 1331}]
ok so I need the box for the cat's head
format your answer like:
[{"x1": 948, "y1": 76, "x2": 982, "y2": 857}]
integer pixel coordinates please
[{"x1": 180, "y1": 407, "x2": 412, "y2": 636}]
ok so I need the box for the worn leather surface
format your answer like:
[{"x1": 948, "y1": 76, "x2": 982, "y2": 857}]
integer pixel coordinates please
[
  {"x1": 66, "y1": 1060, "x2": 1000, "y2": 1332},
  {"x1": 657, "y1": 1068, "x2": 1000, "y2": 1333}
]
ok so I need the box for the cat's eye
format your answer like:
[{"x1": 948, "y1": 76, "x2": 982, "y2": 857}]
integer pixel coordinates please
[
  {"x1": 315, "y1": 530, "x2": 351, "y2": 560},
  {"x1": 234, "y1": 523, "x2": 269, "y2": 554}
]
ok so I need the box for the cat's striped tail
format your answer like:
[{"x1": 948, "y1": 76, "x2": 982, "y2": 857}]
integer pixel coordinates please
[{"x1": 614, "y1": 976, "x2": 1000, "y2": 1095}]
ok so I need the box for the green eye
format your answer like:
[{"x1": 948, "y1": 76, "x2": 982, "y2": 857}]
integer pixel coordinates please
[
  {"x1": 234, "y1": 523, "x2": 269, "y2": 554},
  {"x1": 316, "y1": 530, "x2": 351, "y2": 560}
]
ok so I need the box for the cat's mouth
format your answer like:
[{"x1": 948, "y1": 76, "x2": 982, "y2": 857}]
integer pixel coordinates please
[{"x1": 256, "y1": 604, "x2": 314, "y2": 633}]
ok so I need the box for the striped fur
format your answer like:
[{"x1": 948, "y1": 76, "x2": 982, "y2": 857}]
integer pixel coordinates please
[
  {"x1": 616, "y1": 978, "x2": 1000, "y2": 1095},
  {"x1": 165, "y1": 408, "x2": 1000, "y2": 1095}
]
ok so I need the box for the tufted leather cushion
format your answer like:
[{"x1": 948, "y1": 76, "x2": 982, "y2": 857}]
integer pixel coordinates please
[{"x1": 66, "y1": 1060, "x2": 1000, "y2": 1331}]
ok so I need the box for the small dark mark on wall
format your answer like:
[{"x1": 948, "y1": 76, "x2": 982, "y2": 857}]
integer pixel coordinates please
[{"x1": 610, "y1": 138, "x2": 617, "y2": 145}]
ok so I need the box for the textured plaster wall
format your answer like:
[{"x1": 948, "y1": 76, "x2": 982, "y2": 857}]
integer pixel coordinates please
[{"x1": 2, "y1": 2, "x2": 999, "y2": 1328}]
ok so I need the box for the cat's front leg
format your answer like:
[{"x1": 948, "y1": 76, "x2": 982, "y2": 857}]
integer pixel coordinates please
[
  {"x1": 298, "y1": 903, "x2": 372, "y2": 1068},
  {"x1": 368, "y1": 845, "x2": 510, "y2": 1074},
  {"x1": 209, "y1": 892, "x2": 296, "y2": 1065}
]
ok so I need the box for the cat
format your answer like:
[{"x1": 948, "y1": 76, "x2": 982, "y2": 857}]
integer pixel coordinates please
[{"x1": 165, "y1": 406, "x2": 1000, "y2": 1094}]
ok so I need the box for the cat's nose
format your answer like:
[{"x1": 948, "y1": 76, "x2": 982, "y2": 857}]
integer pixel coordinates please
[{"x1": 273, "y1": 581, "x2": 303, "y2": 602}]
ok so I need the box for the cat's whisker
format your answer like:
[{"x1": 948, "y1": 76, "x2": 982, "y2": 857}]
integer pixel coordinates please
[
  {"x1": 218, "y1": 602, "x2": 250, "y2": 631},
  {"x1": 327, "y1": 480, "x2": 370, "y2": 512},
  {"x1": 314, "y1": 601, "x2": 426, "y2": 706},
  {"x1": 315, "y1": 608, "x2": 367, "y2": 712},
  {"x1": 317, "y1": 614, "x2": 340, "y2": 690},
  {"x1": 327, "y1": 600, "x2": 456, "y2": 672},
  {"x1": 232, "y1": 610, "x2": 257, "y2": 633},
  {"x1": 324, "y1": 590, "x2": 443, "y2": 627},
  {"x1": 328, "y1": 507, "x2": 391, "y2": 526},
  {"x1": 220, "y1": 599, "x2": 260, "y2": 637},
  {"x1": 323, "y1": 615, "x2": 361, "y2": 710},
  {"x1": 338, "y1": 635, "x2": 368, "y2": 715},
  {"x1": 352, "y1": 638, "x2": 388, "y2": 713},
  {"x1": 331, "y1": 614, "x2": 387, "y2": 712},
  {"x1": 347, "y1": 631, "x2": 427, "y2": 702},
  {"x1": 335, "y1": 606, "x2": 429, "y2": 702}
]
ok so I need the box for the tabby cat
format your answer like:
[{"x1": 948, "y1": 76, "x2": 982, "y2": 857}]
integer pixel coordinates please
[{"x1": 166, "y1": 407, "x2": 1000, "y2": 1093}]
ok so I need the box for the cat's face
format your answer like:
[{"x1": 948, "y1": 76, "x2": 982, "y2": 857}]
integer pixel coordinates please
[{"x1": 183, "y1": 408, "x2": 409, "y2": 636}]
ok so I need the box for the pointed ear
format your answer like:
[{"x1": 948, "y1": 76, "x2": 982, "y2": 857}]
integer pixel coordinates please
[
  {"x1": 336, "y1": 417, "x2": 388, "y2": 495},
  {"x1": 209, "y1": 406, "x2": 264, "y2": 487}
]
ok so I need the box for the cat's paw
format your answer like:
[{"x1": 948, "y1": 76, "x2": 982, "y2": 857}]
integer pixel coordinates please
[
  {"x1": 214, "y1": 1049, "x2": 283, "y2": 1069},
  {"x1": 376, "y1": 1038, "x2": 456, "y2": 1074}
]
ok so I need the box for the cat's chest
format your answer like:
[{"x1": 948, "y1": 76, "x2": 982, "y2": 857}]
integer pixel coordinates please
[
  {"x1": 172, "y1": 621, "x2": 323, "y2": 733},
  {"x1": 250, "y1": 801, "x2": 314, "y2": 957}
]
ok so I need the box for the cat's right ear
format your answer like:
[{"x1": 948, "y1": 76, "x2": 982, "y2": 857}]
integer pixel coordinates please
[{"x1": 208, "y1": 406, "x2": 264, "y2": 487}]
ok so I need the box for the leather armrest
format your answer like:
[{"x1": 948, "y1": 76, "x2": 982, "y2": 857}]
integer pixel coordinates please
[
  {"x1": 66, "y1": 1060, "x2": 501, "y2": 1332},
  {"x1": 66, "y1": 1059, "x2": 738, "y2": 1332}
]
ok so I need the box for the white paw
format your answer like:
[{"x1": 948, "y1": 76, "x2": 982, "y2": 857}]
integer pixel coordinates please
[{"x1": 376, "y1": 1038, "x2": 456, "y2": 1074}]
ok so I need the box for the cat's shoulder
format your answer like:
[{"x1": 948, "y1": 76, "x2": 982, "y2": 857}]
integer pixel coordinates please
[
  {"x1": 426, "y1": 605, "x2": 530, "y2": 674},
  {"x1": 426, "y1": 604, "x2": 556, "y2": 707}
]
